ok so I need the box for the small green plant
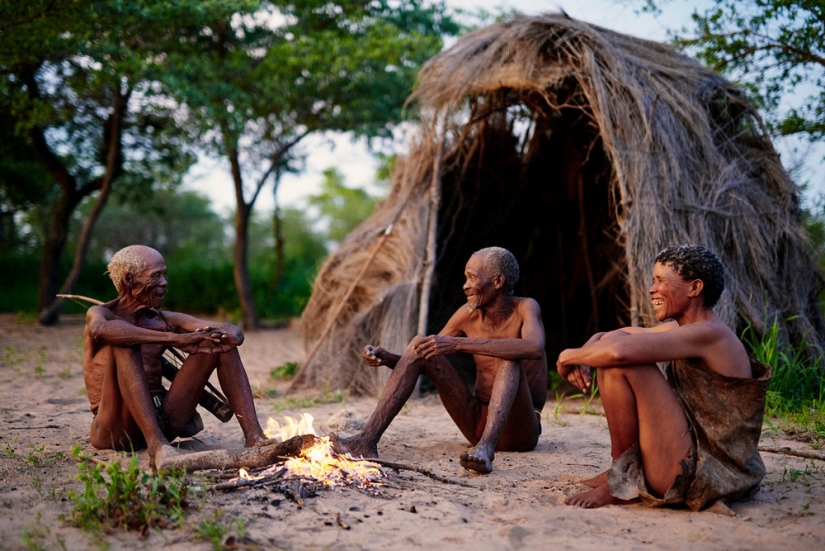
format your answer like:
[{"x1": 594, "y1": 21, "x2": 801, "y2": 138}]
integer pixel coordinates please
[
  {"x1": 58, "y1": 367, "x2": 73, "y2": 380},
  {"x1": 66, "y1": 445, "x2": 192, "y2": 533},
  {"x1": 4, "y1": 345, "x2": 24, "y2": 365},
  {"x1": 26, "y1": 445, "x2": 64, "y2": 468},
  {"x1": 270, "y1": 361, "x2": 299, "y2": 380},
  {"x1": 20, "y1": 516, "x2": 50, "y2": 551},
  {"x1": 29, "y1": 473, "x2": 43, "y2": 493},
  {"x1": 780, "y1": 464, "x2": 812, "y2": 484},
  {"x1": 195, "y1": 511, "x2": 247, "y2": 550},
  {"x1": 33, "y1": 348, "x2": 47, "y2": 377},
  {"x1": 4, "y1": 435, "x2": 20, "y2": 457}
]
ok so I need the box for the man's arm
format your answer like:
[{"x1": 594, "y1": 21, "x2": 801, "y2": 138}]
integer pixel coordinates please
[
  {"x1": 417, "y1": 299, "x2": 545, "y2": 361},
  {"x1": 557, "y1": 322, "x2": 718, "y2": 370},
  {"x1": 86, "y1": 306, "x2": 223, "y2": 351},
  {"x1": 160, "y1": 310, "x2": 244, "y2": 347},
  {"x1": 558, "y1": 322, "x2": 679, "y2": 391},
  {"x1": 362, "y1": 345, "x2": 401, "y2": 369}
]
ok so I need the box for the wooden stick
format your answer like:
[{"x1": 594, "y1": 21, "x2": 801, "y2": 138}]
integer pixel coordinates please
[
  {"x1": 56, "y1": 294, "x2": 103, "y2": 305},
  {"x1": 162, "y1": 434, "x2": 318, "y2": 473},
  {"x1": 368, "y1": 458, "x2": 476, "y2": 488},
  {"x1": 288, "y1": 180, "x2": 418, "y2": 393},
  {"x1": 417, "y1": 115, "x2": 448, "y2": 336},
  {"x1": 758, "y1": 446, "x2": 825, "y2": 462}
]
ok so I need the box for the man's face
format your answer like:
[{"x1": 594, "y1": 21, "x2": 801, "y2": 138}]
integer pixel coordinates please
[
  {"x1": 648, "y1": 262, "x2": 692, "y2": 322},
  {"x1": 130, "y1": 250, "x2": 168, "y2": 310},
  {"x1": 463, "y1": 254, "x2": 497, "y2": 312}
]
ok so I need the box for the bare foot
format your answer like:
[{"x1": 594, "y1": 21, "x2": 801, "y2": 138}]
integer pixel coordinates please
[
  {"x1": 331, "y1": 433, "x2": 378, "y2": 459},
  {"x1": 150, "y1": 443, "x2": 183, "y2": 471},
  {"x1": 576, "y1": 469, "x2": 608, "y2": 488},
  {"x1": 460, "y1": 444, "x2": 494, "y2": 474},
  {"x1": 245, "y1": 432, "x2": 271, "y2": 447},
  {"x1": 564, "y1": 482, "x2": 636, "y2": 508}
]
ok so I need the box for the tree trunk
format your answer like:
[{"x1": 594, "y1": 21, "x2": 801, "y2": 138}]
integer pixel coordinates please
[
  {"x1": 272, "y1": 200, "x2": 284, "y2": 289},
  {"x1": 38, "y1": 89, "x2": 129, "y2": 325},
  {"x1": 37, "y1": 190, "x2": 80, "y2": 312},
  {"x1": 228, "y1": 147, "x2": 259, "y2": 330},
  {"x1": 38, "y1": 174, "x2": 115, "y2": 324}
]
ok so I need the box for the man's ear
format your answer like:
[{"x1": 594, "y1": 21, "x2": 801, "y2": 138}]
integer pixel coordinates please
[
  {"x1": 123, "y1": 272, "x2": 134, "y2": 289},
  {"x1": 687, "y1": 279, "x2": 704, "y2": 298},
  {"x1": 493, "y1": 274, "x2": 505, "y2": 290}
]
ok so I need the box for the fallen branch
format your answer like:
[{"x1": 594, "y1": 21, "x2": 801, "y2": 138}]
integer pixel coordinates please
[
  {"x1": 163, "y1": 434, "x2": 318, "y2": 473},
  {"x1": 368, "y1": 458, "x2": 476, "y2": 488},
  {"x1": 758, "y1": 446, "x2": 825, "y2": 462}
]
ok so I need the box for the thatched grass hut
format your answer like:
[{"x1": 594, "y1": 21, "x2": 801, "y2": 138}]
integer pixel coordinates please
[{"x1": 291, "y1": 13, "x2": 824, "y2": 395}]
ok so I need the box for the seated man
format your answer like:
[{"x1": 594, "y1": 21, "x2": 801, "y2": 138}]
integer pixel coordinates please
[
  {"x1": 338, "y1": 246, "x2": 547, "y2": 473},
  {"x1": 83, "y1": 245, "x2": 267, "y2": 468},
  {"x1": 557, "y1": 245, "x2": 770, "y2": 510}
]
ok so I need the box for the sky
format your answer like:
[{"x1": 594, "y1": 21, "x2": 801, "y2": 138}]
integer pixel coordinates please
[{"x1": 182, "y1": 0, "x2": 825, "y2": 215}]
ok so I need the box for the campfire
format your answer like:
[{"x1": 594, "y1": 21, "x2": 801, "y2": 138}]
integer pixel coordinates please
[{"x1": 213, "y1": 413, "x2": 386, "y2": 500}]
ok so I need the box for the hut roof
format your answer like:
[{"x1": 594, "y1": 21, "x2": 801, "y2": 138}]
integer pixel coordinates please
[{"x1": 291, "y1": 13, "x2": 824, "y2": 395}]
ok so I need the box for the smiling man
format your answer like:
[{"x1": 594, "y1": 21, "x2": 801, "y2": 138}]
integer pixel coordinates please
[
  {"x1": 82, "y1": 245, "x2": 267, "y2": 468},
  {"x1": 336, "y1": 247, "x2": 547, "y2": 473},
  {"x1": 557, "y1": 245, "x2": 770, "y2": 510}
]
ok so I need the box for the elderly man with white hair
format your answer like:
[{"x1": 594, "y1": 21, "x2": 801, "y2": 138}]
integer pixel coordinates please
[
  {"x1": 82, "y1": 245, "x2": 266, "y2": 468},
  {"x1": 337, "y1": 246, "x2": 548, "y2": 474}
]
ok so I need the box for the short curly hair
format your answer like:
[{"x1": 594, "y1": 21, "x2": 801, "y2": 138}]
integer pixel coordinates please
[
  {"x1": 106, "y1": 245, "x2": 153, "y2": 295},
  {"x1": 473, "y1": 246, "x2": 520, "y2": 295},
  {"x1": 655, "y1": 244, "x2": 725, "y2": 308}
]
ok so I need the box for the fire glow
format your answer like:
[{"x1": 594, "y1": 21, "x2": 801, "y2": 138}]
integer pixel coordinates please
[{"x1": 235, "y1": 413, "x2": 385, "y2": 490}]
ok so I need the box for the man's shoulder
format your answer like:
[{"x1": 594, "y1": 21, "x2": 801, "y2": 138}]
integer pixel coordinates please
[{"x1": 513, "y1": 296, "x2": 541, "y2": 314}]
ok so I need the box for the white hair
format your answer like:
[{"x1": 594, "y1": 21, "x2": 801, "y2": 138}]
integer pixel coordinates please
[
  {"x1": 105, "y1": 245, "x2": 153, "y2": 295},
  {"x1": 473, "y1": 246, "x2": 519, "y2": 295}
]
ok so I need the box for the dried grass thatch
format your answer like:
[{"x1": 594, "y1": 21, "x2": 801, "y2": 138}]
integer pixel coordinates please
[{"x1": 292, "y1": 13, "x2": 824, "y2": 395}]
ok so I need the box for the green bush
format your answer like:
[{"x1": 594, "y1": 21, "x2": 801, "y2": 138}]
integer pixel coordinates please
[
  {"x1": 66, "y1": 445, "x2": 192, "y2": 533},
  {"x1": 742, "y1": 318, "x2": 824, "y2": 438}
]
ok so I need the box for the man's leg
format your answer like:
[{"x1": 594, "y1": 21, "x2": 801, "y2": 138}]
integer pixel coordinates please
[
  {"x1": 164, "y1": 348, "x2": 266, "y2": 447},
  {"x1": 91, "y1": 346, "x2": 178, "y2": 467},
  {"x1": 461, "y1": 359, "x2": 539, "y2": 473},
  {"x1": 565, "y1": 364, "x2": 691, "y2": 508},
  {"x1": 338, "y1": 338, "x2": 479, "y2": 458}
]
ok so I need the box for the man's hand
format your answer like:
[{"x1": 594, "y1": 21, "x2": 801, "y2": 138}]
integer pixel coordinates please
[
  {"x1": 196, "y1": 326, "x2": 242, "y2": 347},
  {"x1": 175, "y1": 331, "x2": 230, "y2": 355},
  {"x1": 363, "y1": 345, "x2": 389, "y2": 367},
  {"x1": 557, "y1": 362, "x2": 592, "y2": 393},
  {"x1": 412, "y1": 335, "x2": 457, "y2": 359}
]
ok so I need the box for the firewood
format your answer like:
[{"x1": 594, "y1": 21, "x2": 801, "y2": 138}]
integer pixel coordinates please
[{"x1": 163, "y1": 434, "x2": 319, "y2": 473}]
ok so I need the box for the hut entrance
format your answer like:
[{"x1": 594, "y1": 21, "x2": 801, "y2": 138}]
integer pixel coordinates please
[{"x1": 428, "y1": 101, "x2": 628, "y2": 362}]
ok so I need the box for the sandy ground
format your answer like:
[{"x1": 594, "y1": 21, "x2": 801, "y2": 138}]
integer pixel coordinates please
[{"x1": 1, "y1": 313, "x2": 824, "y2": 550}]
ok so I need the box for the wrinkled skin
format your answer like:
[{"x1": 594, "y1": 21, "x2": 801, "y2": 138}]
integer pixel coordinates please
[
  {"x1": 83, "y1": 245, "x2": 267, "y2": 468},
  {"x1": 337, "y1": 252, "x2": 548, "y2": 474}
]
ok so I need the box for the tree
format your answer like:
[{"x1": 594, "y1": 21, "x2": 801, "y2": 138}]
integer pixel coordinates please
[
  {"x1": 169, "y1": 0, "x2": 458, "y2": 329},
  {"x1": 643, "y1": 0, "x2": 825, "y2": 140},
  {"x1": 0, "y1": 0, "x2": 247, "y2": 324},
  {"x1": 81, "y1": 189, "x2": 229, "y2": 264},
  {"x1": 308, "y1": 168, "x2": 379, "y2": 244}
]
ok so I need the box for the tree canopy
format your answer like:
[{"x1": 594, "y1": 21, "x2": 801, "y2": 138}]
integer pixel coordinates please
[{"x1": 644, "y1": 0, "x2": 825, "y2": 141}]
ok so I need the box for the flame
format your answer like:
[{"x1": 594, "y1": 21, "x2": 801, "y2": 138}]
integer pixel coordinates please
[
  {"x1": 243, "y1": 414, "x2": 384, "y2": 489},
  {"x1": 264, "y1": 412, "x2": 316, "y2": 441},
  {"x1": 238, "y1": 468, "x2": 251, "y2": 480},
  {"x1": 281, "y1": 436, "x2": 384, "y2": 489}
]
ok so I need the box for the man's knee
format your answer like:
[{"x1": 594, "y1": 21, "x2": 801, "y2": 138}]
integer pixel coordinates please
[{"x1": 598, "y1": 363, "x2": 661, "y2": 389}]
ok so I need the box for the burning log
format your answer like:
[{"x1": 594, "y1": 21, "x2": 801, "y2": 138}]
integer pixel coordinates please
[{"x1": 164, "y1": 434, "x2": 318, "y2": 473}]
